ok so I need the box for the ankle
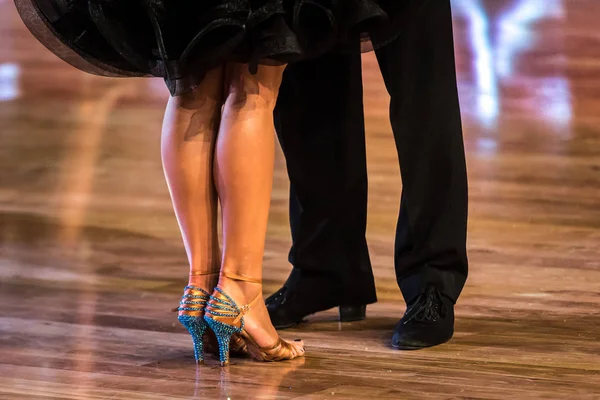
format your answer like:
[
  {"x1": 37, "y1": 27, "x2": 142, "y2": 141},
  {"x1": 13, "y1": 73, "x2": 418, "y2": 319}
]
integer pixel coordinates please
[
  {"x1": 188, "y1": 271, "x2": 219, "y2": 290},
  {"x1": 217, "y1": 276, "x2": 262, "y2": 305}
]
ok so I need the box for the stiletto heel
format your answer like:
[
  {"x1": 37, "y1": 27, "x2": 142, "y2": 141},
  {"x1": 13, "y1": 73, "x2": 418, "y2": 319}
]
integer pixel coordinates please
[
  {"x1": 205, "y1": 277, "x2": 305, "y2": 365},
  {"x1": 178, "y1": 314, "x2": 208, "y2": 363},
  {"x1": 204, "y1": 286, "x2": 244, "y2": 365},
  {"x1": 205, "y1": 317, "x2": 238, "y2": 366},
  {"x1": 177, "y1": 286, "x2": 210, "y2": 364}
]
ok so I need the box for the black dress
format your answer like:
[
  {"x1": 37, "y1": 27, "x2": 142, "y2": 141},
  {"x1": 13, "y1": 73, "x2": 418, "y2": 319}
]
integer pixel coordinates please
[{"x1": 14, "y1": 0, "x2": 424, "y2": 95}]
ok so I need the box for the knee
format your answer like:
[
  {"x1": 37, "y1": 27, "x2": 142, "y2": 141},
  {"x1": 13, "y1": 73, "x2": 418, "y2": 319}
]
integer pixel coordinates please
[
  {"x1": 225, "y1": 79, "x2": 278, "y2": 111},
  {"x1": 173, "y1": 87, "x2": 222, "y2": 114},
  {"x1": 164, "y1": 89, "x2": 223, "y2": 142},
  {"x1": 224, "y1": 66, "x2": 284, "y2": 112}
]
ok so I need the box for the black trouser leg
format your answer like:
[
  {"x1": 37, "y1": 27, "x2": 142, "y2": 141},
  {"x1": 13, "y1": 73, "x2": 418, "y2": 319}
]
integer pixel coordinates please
[
  {"x1": 274, "y1": 52, "x2": 377, "y2": 305},
  {"x1": 375, "y1": 0, "x2": 468, "y2": 303}
]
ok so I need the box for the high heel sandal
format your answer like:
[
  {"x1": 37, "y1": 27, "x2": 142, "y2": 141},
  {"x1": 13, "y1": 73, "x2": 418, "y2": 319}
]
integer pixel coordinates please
[
  {"x1": 176, "y1": 276, "x2": 248, "y2": 364},
  {"x1": 204, "y1": 274, "x2": 305, "y2": 366}
]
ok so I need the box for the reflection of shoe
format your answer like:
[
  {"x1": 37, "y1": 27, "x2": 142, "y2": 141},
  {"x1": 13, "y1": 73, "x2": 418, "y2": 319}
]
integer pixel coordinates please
[
  {"x1": 392, "y1": 287, "x2": 455, "y2": 350},
  {"x1": 176, "y1": 285, "x2": 247, "y2": 364},
  {"x1": 205, "y1": 287, "x2": 305, "y2": 366},
  {"x1": 266, "y1": 272, "x2": 373, "y2": 329}
]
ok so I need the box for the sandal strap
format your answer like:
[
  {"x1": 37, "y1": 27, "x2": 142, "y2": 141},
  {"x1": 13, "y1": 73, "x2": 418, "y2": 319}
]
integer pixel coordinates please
[
  {"x1": 220, "y1": 272, "x2": 262, "y2": 284},
  {"x1": 176, "y1": 286, "x2": 210, "y2": 312},
  {"x1": 205, "y1": 287, "x2": 264, "y2": 327},
  {"x1": 233, "y1": 291, "x2": 263, "y2": 324},
  {"x1": 188, "y1": 271, "x2": 219, "y2": 276}
]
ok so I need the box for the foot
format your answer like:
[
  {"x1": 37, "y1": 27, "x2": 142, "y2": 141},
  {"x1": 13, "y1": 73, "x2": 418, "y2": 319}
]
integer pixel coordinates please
[
  {"x1": 391, "y1": 287, "x2": 455, "y2": 350},
  {"x1": 266, "y1": 271, "x2": 374, "y2": 329},
  {"x1": 217, "y1": 276, "x2": 304, "y2": 354}
]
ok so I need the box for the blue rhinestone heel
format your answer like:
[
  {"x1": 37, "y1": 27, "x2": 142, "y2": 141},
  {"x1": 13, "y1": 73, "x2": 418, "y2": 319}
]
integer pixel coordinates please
[
  {"x1": 205, "y1": 317, "x2": 240, "y2": 366},
  {"x1": 177, "y1": 286, "x2": 210, "y2": 364},
  {"x1": 204, "y1": 287, "x2": 247, "y2": 366},
  {"x1": 205, "y1": 278, "x2": 305, "y2": 366}
]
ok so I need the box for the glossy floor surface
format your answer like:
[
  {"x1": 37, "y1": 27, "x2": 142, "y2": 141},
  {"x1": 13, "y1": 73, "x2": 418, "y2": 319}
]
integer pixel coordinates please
[{"x1": 1, "y1": 0, "x2": 600, "y2": 399}]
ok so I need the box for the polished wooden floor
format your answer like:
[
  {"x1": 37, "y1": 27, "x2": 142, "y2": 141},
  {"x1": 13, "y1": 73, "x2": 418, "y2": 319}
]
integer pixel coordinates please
[{"x1": 1, "y1": 1, "x2": 600, "y2": 399}]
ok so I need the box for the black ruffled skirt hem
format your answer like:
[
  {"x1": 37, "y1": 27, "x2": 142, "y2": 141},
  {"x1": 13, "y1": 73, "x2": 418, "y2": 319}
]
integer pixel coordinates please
[{"x1": 15, "y1": 0, "x2": 425, "y2": 95}]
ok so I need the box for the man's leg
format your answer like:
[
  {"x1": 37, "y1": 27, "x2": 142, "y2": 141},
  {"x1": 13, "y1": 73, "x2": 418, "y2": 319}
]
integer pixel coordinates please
[
  {"x1": 266, "y1": 52, "x2": 377, "y2": 328},
  {"x1": 375, "y1": 0, "x2": 468, "y2": 348}
]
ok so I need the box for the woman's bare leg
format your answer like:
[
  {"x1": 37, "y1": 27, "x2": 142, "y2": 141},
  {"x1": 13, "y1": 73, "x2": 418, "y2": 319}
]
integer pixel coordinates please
[
  {"x1": 214, "y1": 63, "x2": 300, "y2": 349},
  {"x1": 161, "y1": 67, "x2": 224, "y2": 292}
]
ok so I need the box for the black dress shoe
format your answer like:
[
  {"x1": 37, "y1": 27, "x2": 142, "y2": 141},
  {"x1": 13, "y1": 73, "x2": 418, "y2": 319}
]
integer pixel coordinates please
[
  {"x1": 392, "y1": 287, "x2": 454, "y2": 350},
  {"x1": 266, "y1": 273, "x2": 370, "y2": 329}
]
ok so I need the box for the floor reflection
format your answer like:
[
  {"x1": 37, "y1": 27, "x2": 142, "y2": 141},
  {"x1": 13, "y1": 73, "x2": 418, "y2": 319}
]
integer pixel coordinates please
[
  {"x1": 212, "y1": 358, "x2": 306, "y2": 399},
  {"x1": 454, "y1": 0, "x2": 572, "y2": 137},
  {"x1": 0, "y1": 63, "x2": 19, "y2": 101}
]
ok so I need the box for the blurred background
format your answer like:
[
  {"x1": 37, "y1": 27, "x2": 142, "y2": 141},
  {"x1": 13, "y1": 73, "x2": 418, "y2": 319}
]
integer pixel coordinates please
[{"x1": 1, "y1": 0, "x2": 599, "y2": 398}]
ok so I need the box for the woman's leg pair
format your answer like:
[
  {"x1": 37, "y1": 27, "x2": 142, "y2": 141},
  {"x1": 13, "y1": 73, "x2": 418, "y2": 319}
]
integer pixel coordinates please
[{"x1": 162, "y1": 63, "x2": 302, "y2": 353}]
